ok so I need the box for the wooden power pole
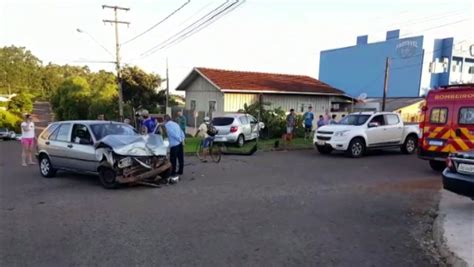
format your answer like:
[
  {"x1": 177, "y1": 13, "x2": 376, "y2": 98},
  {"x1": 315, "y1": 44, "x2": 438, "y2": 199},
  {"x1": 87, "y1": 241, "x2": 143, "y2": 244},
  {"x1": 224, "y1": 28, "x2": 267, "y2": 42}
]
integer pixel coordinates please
[
  {"x1": 382, "y1": 57, "x2": 390, "y2": 112},
  {"x1": 103, "y1": 5, "x2": 130, "y2": 121}
]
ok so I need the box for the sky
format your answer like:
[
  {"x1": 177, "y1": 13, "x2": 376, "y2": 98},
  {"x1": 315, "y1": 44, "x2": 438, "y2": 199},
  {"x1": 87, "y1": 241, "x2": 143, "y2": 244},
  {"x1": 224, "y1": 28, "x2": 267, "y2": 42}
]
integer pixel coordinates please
[{"x1": 1, "y1": 0, "x2": 473, "y2": 95}]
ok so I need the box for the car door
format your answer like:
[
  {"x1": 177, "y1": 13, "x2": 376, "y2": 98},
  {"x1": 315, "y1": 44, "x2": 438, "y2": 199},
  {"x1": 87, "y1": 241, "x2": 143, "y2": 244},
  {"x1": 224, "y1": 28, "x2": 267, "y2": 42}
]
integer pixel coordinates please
[
  {"x1": 69, "y1": 123, "x2": 98, "y2": 172},
  {"x1": 455, "y1": 106, "x2": 474, "y2": 153},
  {"x1": 366, "y1": 115, "x2": 388, "y2": 146},
  {"x1": 384, "y1": 114, "x2": 404, "y2": 144},
  {"x1": 248, "y1": 115, "x2": 259, "y2": 140},
  {"x1": 239, "y1": 115, "x2": 251, "y2": 139},
  {"x1": 47, "y1": 123, "x2": 73, "y2": 168}
]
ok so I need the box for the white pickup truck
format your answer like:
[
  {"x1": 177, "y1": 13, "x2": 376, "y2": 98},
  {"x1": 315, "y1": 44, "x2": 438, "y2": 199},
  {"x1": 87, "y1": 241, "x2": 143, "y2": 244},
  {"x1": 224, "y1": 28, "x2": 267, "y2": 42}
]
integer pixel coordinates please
[{"x1": 314, "y1": 112, "x2": 420, "y2": 157}]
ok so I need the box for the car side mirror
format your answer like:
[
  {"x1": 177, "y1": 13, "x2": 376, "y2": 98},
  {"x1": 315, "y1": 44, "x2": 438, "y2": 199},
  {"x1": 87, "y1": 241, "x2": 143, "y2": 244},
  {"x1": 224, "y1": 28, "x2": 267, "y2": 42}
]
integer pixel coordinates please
[{"x1": 368, "y1": 122, "x2": 379, "y2": 128}]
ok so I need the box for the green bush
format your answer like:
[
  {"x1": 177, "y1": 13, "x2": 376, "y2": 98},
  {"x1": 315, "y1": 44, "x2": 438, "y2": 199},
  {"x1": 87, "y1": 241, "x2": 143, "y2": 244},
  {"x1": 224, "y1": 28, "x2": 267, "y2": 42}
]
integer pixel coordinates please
[
  {"x1": 7, "y1": 93, "x2": 33, "y2": 115},
  {"x1": 0, "y1": 109, "x2": 22, "y2": 132}
]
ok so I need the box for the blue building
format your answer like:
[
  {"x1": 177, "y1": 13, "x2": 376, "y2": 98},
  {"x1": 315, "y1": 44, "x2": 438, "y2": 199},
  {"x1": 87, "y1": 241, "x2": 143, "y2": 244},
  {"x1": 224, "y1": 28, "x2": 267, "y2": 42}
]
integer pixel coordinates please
[{"x1": 319, "y1": 30, "x2": 474, "y2": 98}]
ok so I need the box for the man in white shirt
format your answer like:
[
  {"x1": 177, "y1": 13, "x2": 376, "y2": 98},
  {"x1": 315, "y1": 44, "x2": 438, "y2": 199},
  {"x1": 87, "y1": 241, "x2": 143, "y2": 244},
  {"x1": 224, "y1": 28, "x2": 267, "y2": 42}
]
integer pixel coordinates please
[{"x1": 21, "y1": 114, "x2": 36, "y2": 166}]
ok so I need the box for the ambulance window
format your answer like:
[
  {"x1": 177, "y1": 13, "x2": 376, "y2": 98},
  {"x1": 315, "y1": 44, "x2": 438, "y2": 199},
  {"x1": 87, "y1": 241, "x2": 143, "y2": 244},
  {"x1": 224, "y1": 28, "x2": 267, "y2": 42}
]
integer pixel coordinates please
[
  {"x1": 430, "y1": 108, "x2": 448, "y2": 124},
  {"x1": 459, "y1": 107, "x2": 474, "y2": 125}
]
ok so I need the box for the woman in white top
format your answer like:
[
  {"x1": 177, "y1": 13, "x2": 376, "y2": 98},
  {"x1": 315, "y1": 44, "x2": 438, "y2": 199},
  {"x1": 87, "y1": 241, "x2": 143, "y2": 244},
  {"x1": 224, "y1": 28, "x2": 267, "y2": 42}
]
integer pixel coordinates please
[{"x1": 21, "y1": 114, "x2": 36, "y2": 166}]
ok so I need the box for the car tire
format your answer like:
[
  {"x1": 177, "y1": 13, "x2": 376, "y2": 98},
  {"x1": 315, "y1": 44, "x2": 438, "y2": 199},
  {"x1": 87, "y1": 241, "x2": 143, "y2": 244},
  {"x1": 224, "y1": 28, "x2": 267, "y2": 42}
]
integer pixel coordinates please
[
  {"x1": 401, "y1": 135, "x2": 417, "y2": 154},
  {"x1": 346, "y1": 138, "x2": 365, "y2": 158},
  {"x1": 316, "y1": 145, "x2": 332, "y2": 154},
  {"x1": 39, "y1": 154, "x2": 57, "y2": 178},
  {"x1": 236, "y1": 134, "x2": 245, "y2": 147},
  {"x1": 98, "y1": 165, "x2": 120, "y2": 189},
  {"x1": 429, "y1": 160, "x2": 446, "y2": 172}
]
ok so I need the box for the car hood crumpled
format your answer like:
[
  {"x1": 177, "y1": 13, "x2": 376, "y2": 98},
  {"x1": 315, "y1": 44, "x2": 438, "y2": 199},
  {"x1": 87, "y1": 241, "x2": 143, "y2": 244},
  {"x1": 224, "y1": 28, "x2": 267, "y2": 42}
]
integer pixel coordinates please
[{"x1": 95, "y1": 134, "x2": 168, "y2": 156}]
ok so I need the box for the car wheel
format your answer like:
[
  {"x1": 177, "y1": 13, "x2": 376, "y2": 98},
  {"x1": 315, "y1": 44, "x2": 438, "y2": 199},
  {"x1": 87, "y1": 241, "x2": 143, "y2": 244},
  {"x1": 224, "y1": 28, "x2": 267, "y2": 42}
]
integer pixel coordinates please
[
  {"x1": 429, "y1": 160, "x2": 446, "y2": 172},
  {"x1": 346, "y1": 138, "x2": 365, "y2": 158},
  {"x1": 98, "y1": 165, "x2": 119, "y2": 189},
  {"x1": 401, "y1": 135, "x2": 417, "y2": 154},
  {"x1": 39, "y1": 154, "x2": 57, "y2": 178},
  {"x1": 316, "y1": 145, "x2": 332, "y2": 154},
  {"x1": 236, "y1": 134, "x2": 245, "y2": 147}
]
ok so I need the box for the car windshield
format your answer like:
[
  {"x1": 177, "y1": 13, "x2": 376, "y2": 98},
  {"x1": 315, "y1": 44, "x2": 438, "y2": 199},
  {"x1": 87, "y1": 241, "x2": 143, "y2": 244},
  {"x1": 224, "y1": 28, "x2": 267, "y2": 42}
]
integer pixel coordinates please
[
  {"x1": 90, "y1": 123, "x2": 138, "y2": 140},
  {"x1": 212, "y1": 117, "x2": 234, "y2": 126},
  {"x1": 338, "y1": 115, "x2": 371, "y2": 126},
  {"x1": 0, "y1": 128, "x2": 7, "y2": 132}
]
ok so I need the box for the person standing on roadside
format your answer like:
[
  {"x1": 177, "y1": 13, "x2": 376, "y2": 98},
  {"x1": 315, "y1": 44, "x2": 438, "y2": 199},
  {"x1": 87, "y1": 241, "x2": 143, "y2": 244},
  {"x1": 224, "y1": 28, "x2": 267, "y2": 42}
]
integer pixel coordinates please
[
  {"x1": 163, "y1": 114, "x2": 185, "y2": 180},
  {"x1": 176, "y1": 111, "x2": 187, "y2": 135},
  {"x1": 317, "y1": 115, "x2": 325, "y2": 128},
  {"x1": 141, "y1": 110, "x2": 156, "y2": 134},
  {"x1": 329, "y1": 114, "x2": 338, "y2": 124},
  {"x1": 286, "y1": 108, "x2": 297, "y2": 138},
  {"x1": 20, "y1": 114, "x2": 36, "y2": 166},
  {"x1": 303, "y1": 106, "x2": 314, "y2": 139}
]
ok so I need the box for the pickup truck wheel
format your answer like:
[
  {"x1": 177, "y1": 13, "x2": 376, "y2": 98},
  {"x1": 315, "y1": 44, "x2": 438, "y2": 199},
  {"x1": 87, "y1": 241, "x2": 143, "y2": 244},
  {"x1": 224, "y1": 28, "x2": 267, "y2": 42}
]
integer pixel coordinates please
[
  {"x1": 346, "y1": 138, "x2": 365, "y2": 158},
  {"x1": 39, "y1": 154, "x2": 57, "y2": 178},
  {"x1": 98, "y1": 166, "x2": 119, "y2": 189},
  {"x1": 401, "y1": 135, "x2": 417, "y2": 154},
  {"x1": 429, "y1": 160, "x2": 446, "y2": 172},
  {"x1": 317, "y1": 145, "x2": 332, "y2": 155}
]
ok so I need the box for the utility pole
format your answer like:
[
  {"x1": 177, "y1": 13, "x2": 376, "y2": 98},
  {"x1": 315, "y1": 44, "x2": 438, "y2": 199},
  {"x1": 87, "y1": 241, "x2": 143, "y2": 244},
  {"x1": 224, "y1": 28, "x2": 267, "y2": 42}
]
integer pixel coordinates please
[
  {"x1": 103, "y1": 5, "x2": 130, "y2": 121},
  {"x1": 165, "y1": 58, "x2": 169, "y2": 114},
  {"x1": 382, "y1": 57, "x2": 390, "y2": 112}
]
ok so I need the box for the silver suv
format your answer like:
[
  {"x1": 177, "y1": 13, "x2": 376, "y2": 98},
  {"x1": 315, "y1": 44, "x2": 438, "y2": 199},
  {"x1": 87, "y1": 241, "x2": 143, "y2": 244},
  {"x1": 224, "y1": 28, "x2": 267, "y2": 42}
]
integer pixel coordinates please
[
  {"x1": 212, "y1": 113, "x2": 264, "y2": 147},
  {"x1": 37, "y1": 121, "x2": 171, "y2": 189}
]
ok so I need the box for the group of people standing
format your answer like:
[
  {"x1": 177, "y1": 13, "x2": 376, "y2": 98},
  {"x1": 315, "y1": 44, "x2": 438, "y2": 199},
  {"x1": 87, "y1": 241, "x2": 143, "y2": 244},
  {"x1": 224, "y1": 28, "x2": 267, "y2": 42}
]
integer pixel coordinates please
[{"x1": 285, "y1": 106, "x2": 344, "y2": 140}]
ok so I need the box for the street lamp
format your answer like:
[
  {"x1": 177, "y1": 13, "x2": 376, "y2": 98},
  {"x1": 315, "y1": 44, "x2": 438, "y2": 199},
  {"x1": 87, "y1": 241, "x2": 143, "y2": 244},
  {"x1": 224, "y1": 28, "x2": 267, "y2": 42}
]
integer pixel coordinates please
[{"x1": 76, "y1": 28, "x2": 114, "y2": 58}]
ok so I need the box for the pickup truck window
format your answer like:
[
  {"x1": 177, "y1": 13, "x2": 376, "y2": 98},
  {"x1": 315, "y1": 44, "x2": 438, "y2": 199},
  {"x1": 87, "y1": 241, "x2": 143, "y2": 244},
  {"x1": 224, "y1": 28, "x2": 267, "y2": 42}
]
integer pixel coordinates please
[
  {"x1": 369, "y1": 115, "x2": 386, "y2": 126},
  {"x1": 339, "y1": 114, "x2": 371, "y2": 126},
  {"x1": 430, "y1": 108, "x2": 448, "y2": 124},
  {"x1": 385, "y1": 114, "x2": 400, "y2": 125}
]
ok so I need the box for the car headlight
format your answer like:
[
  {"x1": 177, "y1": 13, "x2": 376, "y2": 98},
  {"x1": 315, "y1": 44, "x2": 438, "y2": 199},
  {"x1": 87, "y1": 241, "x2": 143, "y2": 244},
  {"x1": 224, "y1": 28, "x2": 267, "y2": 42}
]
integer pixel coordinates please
[{"x1": 334, "y1": 130, "x2": 350, "y2": 137}]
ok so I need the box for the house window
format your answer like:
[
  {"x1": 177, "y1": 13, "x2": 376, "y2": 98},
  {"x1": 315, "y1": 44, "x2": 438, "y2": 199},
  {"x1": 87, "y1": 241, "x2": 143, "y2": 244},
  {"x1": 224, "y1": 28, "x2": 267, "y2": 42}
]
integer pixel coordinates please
[
  {"x1": 300, "y1": 103, "x2": 312, "y2": 113},
  {"x1": 209, "y1": 100, "x2": 216, "y2": 113},
  {"x1": 190, "y1": 100, "x2": 196, "y2": 110}
]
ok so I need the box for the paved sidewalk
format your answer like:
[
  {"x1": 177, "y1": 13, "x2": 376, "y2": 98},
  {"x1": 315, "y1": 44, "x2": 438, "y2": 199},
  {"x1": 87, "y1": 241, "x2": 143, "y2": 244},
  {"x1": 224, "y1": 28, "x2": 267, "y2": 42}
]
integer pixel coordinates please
[{"x1": 436, "y1": 190, "x2": 474, "y2": 266}]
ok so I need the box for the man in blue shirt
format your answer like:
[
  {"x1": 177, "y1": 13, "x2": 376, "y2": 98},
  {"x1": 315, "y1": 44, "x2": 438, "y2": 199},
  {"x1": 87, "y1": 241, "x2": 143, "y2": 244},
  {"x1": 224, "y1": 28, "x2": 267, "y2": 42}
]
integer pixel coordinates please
[
  {"x1": 303, "y1": 106, "x2": 314, "y2": 139},
  {"x1": 141, "y1": 110, "x2": 156, "y2": 134},
  {"x1": 163, "y1": 114, "x2": 185, "y2": 180}
]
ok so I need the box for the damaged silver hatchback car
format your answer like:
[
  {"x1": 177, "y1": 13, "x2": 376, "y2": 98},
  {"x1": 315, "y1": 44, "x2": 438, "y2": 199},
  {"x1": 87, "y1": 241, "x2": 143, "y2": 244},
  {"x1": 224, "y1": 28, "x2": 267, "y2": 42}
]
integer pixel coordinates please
[{"x1": 36, "y1": 121, "x2": 171, "y2": 189}]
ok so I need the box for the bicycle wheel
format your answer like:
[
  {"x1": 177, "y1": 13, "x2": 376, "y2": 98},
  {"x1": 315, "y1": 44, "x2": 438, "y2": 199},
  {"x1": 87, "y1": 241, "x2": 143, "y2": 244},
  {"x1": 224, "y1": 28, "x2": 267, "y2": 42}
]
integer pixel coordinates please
[
  {"x1": 196, "y1": 140, "x2": 205, "y2": 161},
  {"x1": 210, "y1": 143, "x2": 222, "y2": 163}
]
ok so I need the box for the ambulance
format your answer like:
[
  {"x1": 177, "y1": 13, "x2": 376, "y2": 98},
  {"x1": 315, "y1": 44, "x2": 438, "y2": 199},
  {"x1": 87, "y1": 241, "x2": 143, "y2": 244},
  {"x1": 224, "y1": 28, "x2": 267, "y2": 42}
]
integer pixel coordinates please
[{"x1": 418, "y1": 84, "x2": 474, "y2": 171}]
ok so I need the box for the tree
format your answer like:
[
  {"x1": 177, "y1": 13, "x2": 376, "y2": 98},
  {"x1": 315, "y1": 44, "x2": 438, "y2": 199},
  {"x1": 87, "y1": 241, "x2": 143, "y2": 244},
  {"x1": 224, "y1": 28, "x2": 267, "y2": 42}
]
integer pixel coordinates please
[
  {"x1": 7, "y1": 93, "x2": 33, "y2": 115},
  {"x1": 0, "y1": 46, "x2": 42, "y2": 96},
  {"x1": 121, "y1": 65, "x2": 164, "y2": 112},
  {"x1": 52, "y1": 76, "x2": 92, "y2": 120}
]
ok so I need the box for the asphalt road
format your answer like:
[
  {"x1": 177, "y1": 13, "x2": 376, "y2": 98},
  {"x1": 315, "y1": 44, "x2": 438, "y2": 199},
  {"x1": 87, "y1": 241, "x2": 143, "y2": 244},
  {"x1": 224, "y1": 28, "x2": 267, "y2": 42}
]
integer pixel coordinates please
[{"x1": 0, "y1": 141, "x2": 443, "y2": 266}]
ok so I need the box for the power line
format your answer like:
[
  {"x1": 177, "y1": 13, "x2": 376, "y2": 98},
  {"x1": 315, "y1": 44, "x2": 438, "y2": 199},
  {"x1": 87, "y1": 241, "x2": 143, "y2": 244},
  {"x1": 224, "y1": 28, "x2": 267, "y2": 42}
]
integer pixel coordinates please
[
  {"x1": 399, "y1": 18, "x2": 469, "y2": 38},
  {"x1": 140, "y1": 0, "x2": 240, "y2": 58},
  {"x1": 159, "y1": 0, "x2": 245, "y2": 51},
  {"x1": 176, "y1": 1, "x2": 216, "y2": 27},
  {"x1": 383, "y1": 9, "x2": 465, "y2": 29},
  {"x1": 121, "y1": 0, "x2": 191, "y2": 46}
]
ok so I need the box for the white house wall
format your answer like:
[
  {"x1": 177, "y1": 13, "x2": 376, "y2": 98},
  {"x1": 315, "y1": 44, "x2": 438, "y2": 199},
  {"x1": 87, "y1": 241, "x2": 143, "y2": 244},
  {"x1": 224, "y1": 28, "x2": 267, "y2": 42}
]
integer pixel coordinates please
[
  {"x1": 263, "y1": 94, "x2": 333, "y2": 114},
  {"x1": 223, "y1": 93, "x2": 258, "y2": 112},
  {"x1": 184, "y1": 76, "x2": 224, "y2": 113}
]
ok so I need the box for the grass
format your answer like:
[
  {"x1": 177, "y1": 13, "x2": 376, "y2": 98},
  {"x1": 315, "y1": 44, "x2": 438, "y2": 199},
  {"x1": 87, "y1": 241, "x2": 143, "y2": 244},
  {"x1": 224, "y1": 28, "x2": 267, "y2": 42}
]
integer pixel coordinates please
[{"x1": 184, "y1": 137, "x2": 314, "y2": 155}]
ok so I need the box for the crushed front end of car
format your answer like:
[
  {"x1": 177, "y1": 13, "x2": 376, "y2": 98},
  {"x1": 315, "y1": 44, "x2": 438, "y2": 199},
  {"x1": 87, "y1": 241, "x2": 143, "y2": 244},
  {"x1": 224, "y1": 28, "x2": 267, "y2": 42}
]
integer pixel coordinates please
[{"x1": 95, "y1": 134, "x2": 172, "y2": 188}]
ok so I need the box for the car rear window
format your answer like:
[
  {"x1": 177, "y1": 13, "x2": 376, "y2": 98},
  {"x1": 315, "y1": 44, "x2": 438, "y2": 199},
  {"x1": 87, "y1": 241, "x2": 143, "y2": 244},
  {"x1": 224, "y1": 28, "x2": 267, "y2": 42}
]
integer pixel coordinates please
[
  {"x1": 430, "y1": 108, "x2": 448, "y2": 124},
  {"x1": 212, "y1": 117, "x2": 234, "y2": 126},
  {"x1": 459, "y1": 107, "x2": 474, "y2": 125}
]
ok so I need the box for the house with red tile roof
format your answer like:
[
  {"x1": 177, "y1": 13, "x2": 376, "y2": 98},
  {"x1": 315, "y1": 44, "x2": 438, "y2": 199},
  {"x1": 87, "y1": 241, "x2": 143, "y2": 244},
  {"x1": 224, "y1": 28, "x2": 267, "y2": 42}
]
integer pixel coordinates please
[{"x1": 176, "y1": 67, "x2": 353, "y2": 119}]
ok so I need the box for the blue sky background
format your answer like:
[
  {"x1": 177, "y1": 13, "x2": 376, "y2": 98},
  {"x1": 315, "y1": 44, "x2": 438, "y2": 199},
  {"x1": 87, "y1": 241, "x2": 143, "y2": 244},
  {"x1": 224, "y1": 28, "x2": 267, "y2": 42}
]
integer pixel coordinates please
[{"x1": 1, "y1": 0, "x2": 472, "y2": 94}]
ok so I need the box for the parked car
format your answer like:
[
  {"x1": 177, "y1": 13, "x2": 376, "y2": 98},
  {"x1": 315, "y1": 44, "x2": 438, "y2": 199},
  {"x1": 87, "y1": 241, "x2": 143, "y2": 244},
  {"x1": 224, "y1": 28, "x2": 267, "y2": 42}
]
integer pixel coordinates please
[
  {"x1": 314, "y1": 112, "x2": 419, "y2": 157},
  {"x1": 0, "y1": 128, "x2": 17, "y2": 140},
  {"x1": 418, "y1": 84, "x2": 474, "y2": 171},
  {"x1": 443, "y1": 151, "x2": 474, "y2": 199},
  {"x1": 211, "y1": 113, "x2": 265, "y2": 147},
  {"x1": 36, "y1": 121, "x2": 171, "y2": 189}
]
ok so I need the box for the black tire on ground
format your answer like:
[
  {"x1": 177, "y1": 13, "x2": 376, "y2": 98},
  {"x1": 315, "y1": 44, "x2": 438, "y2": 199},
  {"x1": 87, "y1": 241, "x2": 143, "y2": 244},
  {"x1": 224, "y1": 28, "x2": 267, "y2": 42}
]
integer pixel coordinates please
[
  {"x1": 429, "y1": 160, "x2": 446, "y2": 172},
  {"x1": 401, "y1": 135, "x2": 418, "y2": 154},
  {"x1": 38, "y1": 154, "x2": 57, "y2": 178},
  {"x1": 236, "y1": 134, "x2": 245, "y2": 147},
  {"x1": 346, "y1": 138, "x2": 365, "y2": 158},
  {"x1": 98, "y1": 165, "x2": 120, "y2": 189},
  {"x1": 316, "y1": 145, "x2": 333, "y2": 155}
]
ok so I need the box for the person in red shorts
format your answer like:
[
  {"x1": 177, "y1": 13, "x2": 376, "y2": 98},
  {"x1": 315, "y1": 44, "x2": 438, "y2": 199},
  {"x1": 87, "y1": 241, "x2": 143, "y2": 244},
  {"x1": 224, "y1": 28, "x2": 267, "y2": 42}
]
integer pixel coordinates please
[{"x1": 20, "y1": 114, "x2": 36, "y2": 166}]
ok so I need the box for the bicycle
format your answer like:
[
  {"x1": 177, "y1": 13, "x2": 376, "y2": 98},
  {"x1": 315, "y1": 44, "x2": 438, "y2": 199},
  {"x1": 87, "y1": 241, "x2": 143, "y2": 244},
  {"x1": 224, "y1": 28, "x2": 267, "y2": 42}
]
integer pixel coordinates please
[{"x1": 196, "y1": 138, "x2": 222, "y2": 163}]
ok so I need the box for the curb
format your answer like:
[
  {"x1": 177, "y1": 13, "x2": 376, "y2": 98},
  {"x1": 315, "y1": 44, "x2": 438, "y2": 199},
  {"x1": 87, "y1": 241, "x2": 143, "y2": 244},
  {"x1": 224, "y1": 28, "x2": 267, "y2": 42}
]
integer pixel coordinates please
[{"x1": 432, "y1": 193, "x2": 469, "y2": 267}]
